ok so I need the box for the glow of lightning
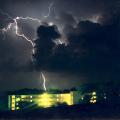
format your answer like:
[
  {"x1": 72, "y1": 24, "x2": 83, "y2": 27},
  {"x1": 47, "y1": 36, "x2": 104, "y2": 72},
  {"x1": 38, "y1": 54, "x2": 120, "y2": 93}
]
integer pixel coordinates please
[
  {"x1": 41, "y1": 72, "x2": 47, "y2": 91},
  {"x1": 0, "y1": 0, "x2": 63, "y2": 48},
  {"x1": 88, "y1": 14, "x2": 100, "y2": 23},
  {"x1": 44, "y1": 0, "x2": 54, "y2": 18},
  {"x1": 0, "y1": 0, "x2": 55, "y2": 47},
  {"x1": 0, "y1": 7, "x2": 63, "y2": 91},
  {"x1": 0, "y1": 0, "x2": 58, "y2": 50},
  {"x1": 0, "y1": 2, "x2": 63, "y2": 92},
  {"x1": 2, "y1": 16, "x2": 42, "y2": 48}
]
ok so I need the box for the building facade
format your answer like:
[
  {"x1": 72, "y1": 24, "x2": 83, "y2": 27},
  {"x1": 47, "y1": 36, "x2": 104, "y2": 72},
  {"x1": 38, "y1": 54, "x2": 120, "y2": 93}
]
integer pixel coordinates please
[
  {"x1": 8, "y1": 91, "x2": 98, "y2": 111},
  {"x1": 8, "y1": 92, "x2": 74, "y2": 110}
]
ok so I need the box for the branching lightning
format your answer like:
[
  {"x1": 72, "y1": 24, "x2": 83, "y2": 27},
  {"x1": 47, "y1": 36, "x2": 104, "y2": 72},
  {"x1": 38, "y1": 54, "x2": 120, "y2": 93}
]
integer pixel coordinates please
[
  {"x1": 1, "y1": 13, "x2": 49, "y2": 90},
  {"x1": 0, "y1": 0, "x2": 55, "y2": 47},
  {"x1": 0, "y1": 0, "x2": 61, "y2": 91},
  {"x1": 0, "y1": 0, "x2": 63, "y2": 49},
  {"x1": 2, "y1": 16, "x2": 41, "y2": 48},
  {"x1": 41, "y1": 72, "x2": 47, "y2": 91}
]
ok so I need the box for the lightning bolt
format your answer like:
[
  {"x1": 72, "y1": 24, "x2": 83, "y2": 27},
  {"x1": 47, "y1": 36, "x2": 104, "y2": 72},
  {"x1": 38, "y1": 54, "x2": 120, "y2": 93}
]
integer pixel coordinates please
[
  {"x1": 1, "y1": 16, "x2": 41, "y2": 47},
  {"x1": 41, "y1": 72, "x2": 47, "y2": 91},
  {"x1": 0, "y1": 0, "x2": 63, "y2": 48},
  {"x1": 0, "y1": 0, "x2": 56, "y2": 53},
  {"x1": 43, "y1": 0, "x2": 54, "y2": 18},
  {"x1": 0, "y1": 0, "x2": 61, "y2": 91}
]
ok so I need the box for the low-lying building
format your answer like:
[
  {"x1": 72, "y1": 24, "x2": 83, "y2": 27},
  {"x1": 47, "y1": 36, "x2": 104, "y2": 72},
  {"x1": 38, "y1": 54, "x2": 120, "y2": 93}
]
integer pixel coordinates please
[
  {"x1": 8, "y1": 92, "x2": 74, "y2": 110},
  {"x1": 8, "y1": 90, "x2": 99, "y2": 110}
]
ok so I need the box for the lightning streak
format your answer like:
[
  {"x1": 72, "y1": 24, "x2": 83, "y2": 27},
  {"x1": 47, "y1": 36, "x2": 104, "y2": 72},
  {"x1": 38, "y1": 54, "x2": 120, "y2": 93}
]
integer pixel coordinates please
[
  {"x1": 41, "y1": 72, "x2": 47, "y2": 91},
  {"x1": 0, "y1": 0, "x2": 55, "y2": 51},
  {"x1": 44, "y1": 0, "x2": 54, "y2": 18},
  {"x1": 0, "y1": 0, "x2": 59, "y2": 91},
  {"x1": 1, "y1": 16, "x2": 42, "y2": 48}
]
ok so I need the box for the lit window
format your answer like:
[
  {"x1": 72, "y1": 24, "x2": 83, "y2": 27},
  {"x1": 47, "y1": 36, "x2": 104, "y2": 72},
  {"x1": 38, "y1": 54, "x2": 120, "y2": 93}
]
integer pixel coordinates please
[
  {"x1": 90, "y1": 100, "x2": 92, "y2": 103},
  {"x1": 21, "y1": 95, "x2": 26, "y2": 98},
  {"x1": 93, "y1": 96, "x2": 97, "y2": 99},
  {"x1": 81, "y1": 97, "x2": 84, "y2": 100},
  {"x1": 12, "y1": 103, "x2": 15, "y2": 107},
  {"x1": 61, "y1": 93, "x2": 73, "y2": 105},
  {"x1": 104, "y1": 96, "x2": 107, "y2": 99},
  {"x1": 16, "y1": 98, "x2": 20, "y2": 102},
  {"x1": 90, "y1": 99, "x2": 96, "y2": 104},
  {"x1": 37, "y1": 93, "x2": 52, "y2": 108},
  {"x1": 93, "y1": 100, "x2": 96, "y2": 103},
  {"x1": 92, "y1": 92, "x2": 96, "y2": 95},
  {"x1": 12, "y1": 107, "x2": 15, "y2": 110},
  {"x1": 16, "y1": 103, "x2": 19, "y2": 105},
  {"x1": 16, "y1": 107, "x2": 20, "y2": 110},
  {"x1": 12, "y1": 95, "x2": 15, "y2": 99}
]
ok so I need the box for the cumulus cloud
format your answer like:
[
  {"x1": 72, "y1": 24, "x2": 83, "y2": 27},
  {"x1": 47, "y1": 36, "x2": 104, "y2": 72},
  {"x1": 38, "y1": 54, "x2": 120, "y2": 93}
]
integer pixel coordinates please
[
  {"x1": 34, "y1": 17, "x2": 120, "y2": 82},
  {"x1": 33, "y1": 24, "x2": 61, "y2": 70}
]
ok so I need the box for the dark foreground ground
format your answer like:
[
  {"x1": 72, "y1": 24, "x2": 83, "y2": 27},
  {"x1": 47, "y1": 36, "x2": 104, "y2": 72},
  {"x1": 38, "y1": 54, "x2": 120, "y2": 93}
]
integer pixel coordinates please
[{"x1": 0, "y1": 103, "x2": 120, "y2": 119}]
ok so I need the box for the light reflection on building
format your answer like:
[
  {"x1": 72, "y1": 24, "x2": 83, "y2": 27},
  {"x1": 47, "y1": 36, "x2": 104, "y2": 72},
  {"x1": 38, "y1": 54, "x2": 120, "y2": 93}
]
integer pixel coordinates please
[
  {"x1": 8, "y1": 92, "x2": 74, "y2": 110},
  {"x1": 8, "y1": 91, "x2": 101, "y2": 110}
]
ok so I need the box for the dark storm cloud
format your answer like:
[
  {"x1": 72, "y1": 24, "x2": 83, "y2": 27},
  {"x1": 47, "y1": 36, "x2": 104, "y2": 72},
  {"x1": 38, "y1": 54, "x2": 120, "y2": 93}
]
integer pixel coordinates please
[
  {"x1": 34, "y1": 24, "x2": 61, "y2": 70},
  {"x1": 55, "y1": 0, "x2": 120, "y2": 19},
  {"x1": 34, "y1": 16, "x2": 120, "y2": 81},
  {"x1": 56, "y1": 12, "x2": 77, "y2": 26}
]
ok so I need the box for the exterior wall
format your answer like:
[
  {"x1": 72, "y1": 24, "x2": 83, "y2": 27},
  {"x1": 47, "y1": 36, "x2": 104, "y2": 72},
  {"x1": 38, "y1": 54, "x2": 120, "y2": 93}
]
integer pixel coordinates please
[
  {"x1": 8, "y1": 91, "x2": 98, "y2": 110},
  {"x1": 72, "y1": 91, "x2": 97, "y2": 104},
  {"x1": 72, "y1": 91, "x2": 81, "y2": 104},
  {"x1": 8, "y1": 92, "x2": 73, "y2": 110}
]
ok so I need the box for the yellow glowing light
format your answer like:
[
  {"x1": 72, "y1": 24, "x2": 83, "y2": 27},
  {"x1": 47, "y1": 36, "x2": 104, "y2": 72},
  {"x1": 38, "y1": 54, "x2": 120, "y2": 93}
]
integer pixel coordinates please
[
  {"x1": 16, "y1": 107, "x2": 20, "y2": 110},
  {"x1": 16, "y1": 98, "x2": 20, "y2": 102},
  {"x1": 11, "y1": 95, "x2": 16, "y2": 110},
  {"x1": 90, "y1": 100, "x2": 93, "y2": 103},
  {"x1": 12, "y1": 101, "x2": 15, "y2": 104},
  {"x1": 12, "y1": 95, "x2": 15, "y2": 99},
  {"x1": 12, "y1": 107, "x2": 15, "y2": 110},
  {"x1": 93, "y1": 96, "x2": 97, "y2": 99},
  {"x1": 92, "y1": 92, "x2": 96, "y2": 95},
  {"x1": 21, "y1": 95, "x2": 26, "y2": 98},
  {"x1": 60, "y1": 93, "x2": 73, "y2": 105},
  {"x1": 12, "y1": 103, "x2": 15, "y2": 107},
  {"x1": 37, "y1": 93, "x2": 53, "y2": 108},
  {"x1": 90, "y1": 99, "x2": 97, "y2": 104}
]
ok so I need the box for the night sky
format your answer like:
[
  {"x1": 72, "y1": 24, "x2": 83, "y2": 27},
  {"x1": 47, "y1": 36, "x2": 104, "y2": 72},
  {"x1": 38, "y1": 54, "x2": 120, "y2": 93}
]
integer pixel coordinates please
[{"x1": 0, "y1": 0, "x2": 120, "y2": 91}]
